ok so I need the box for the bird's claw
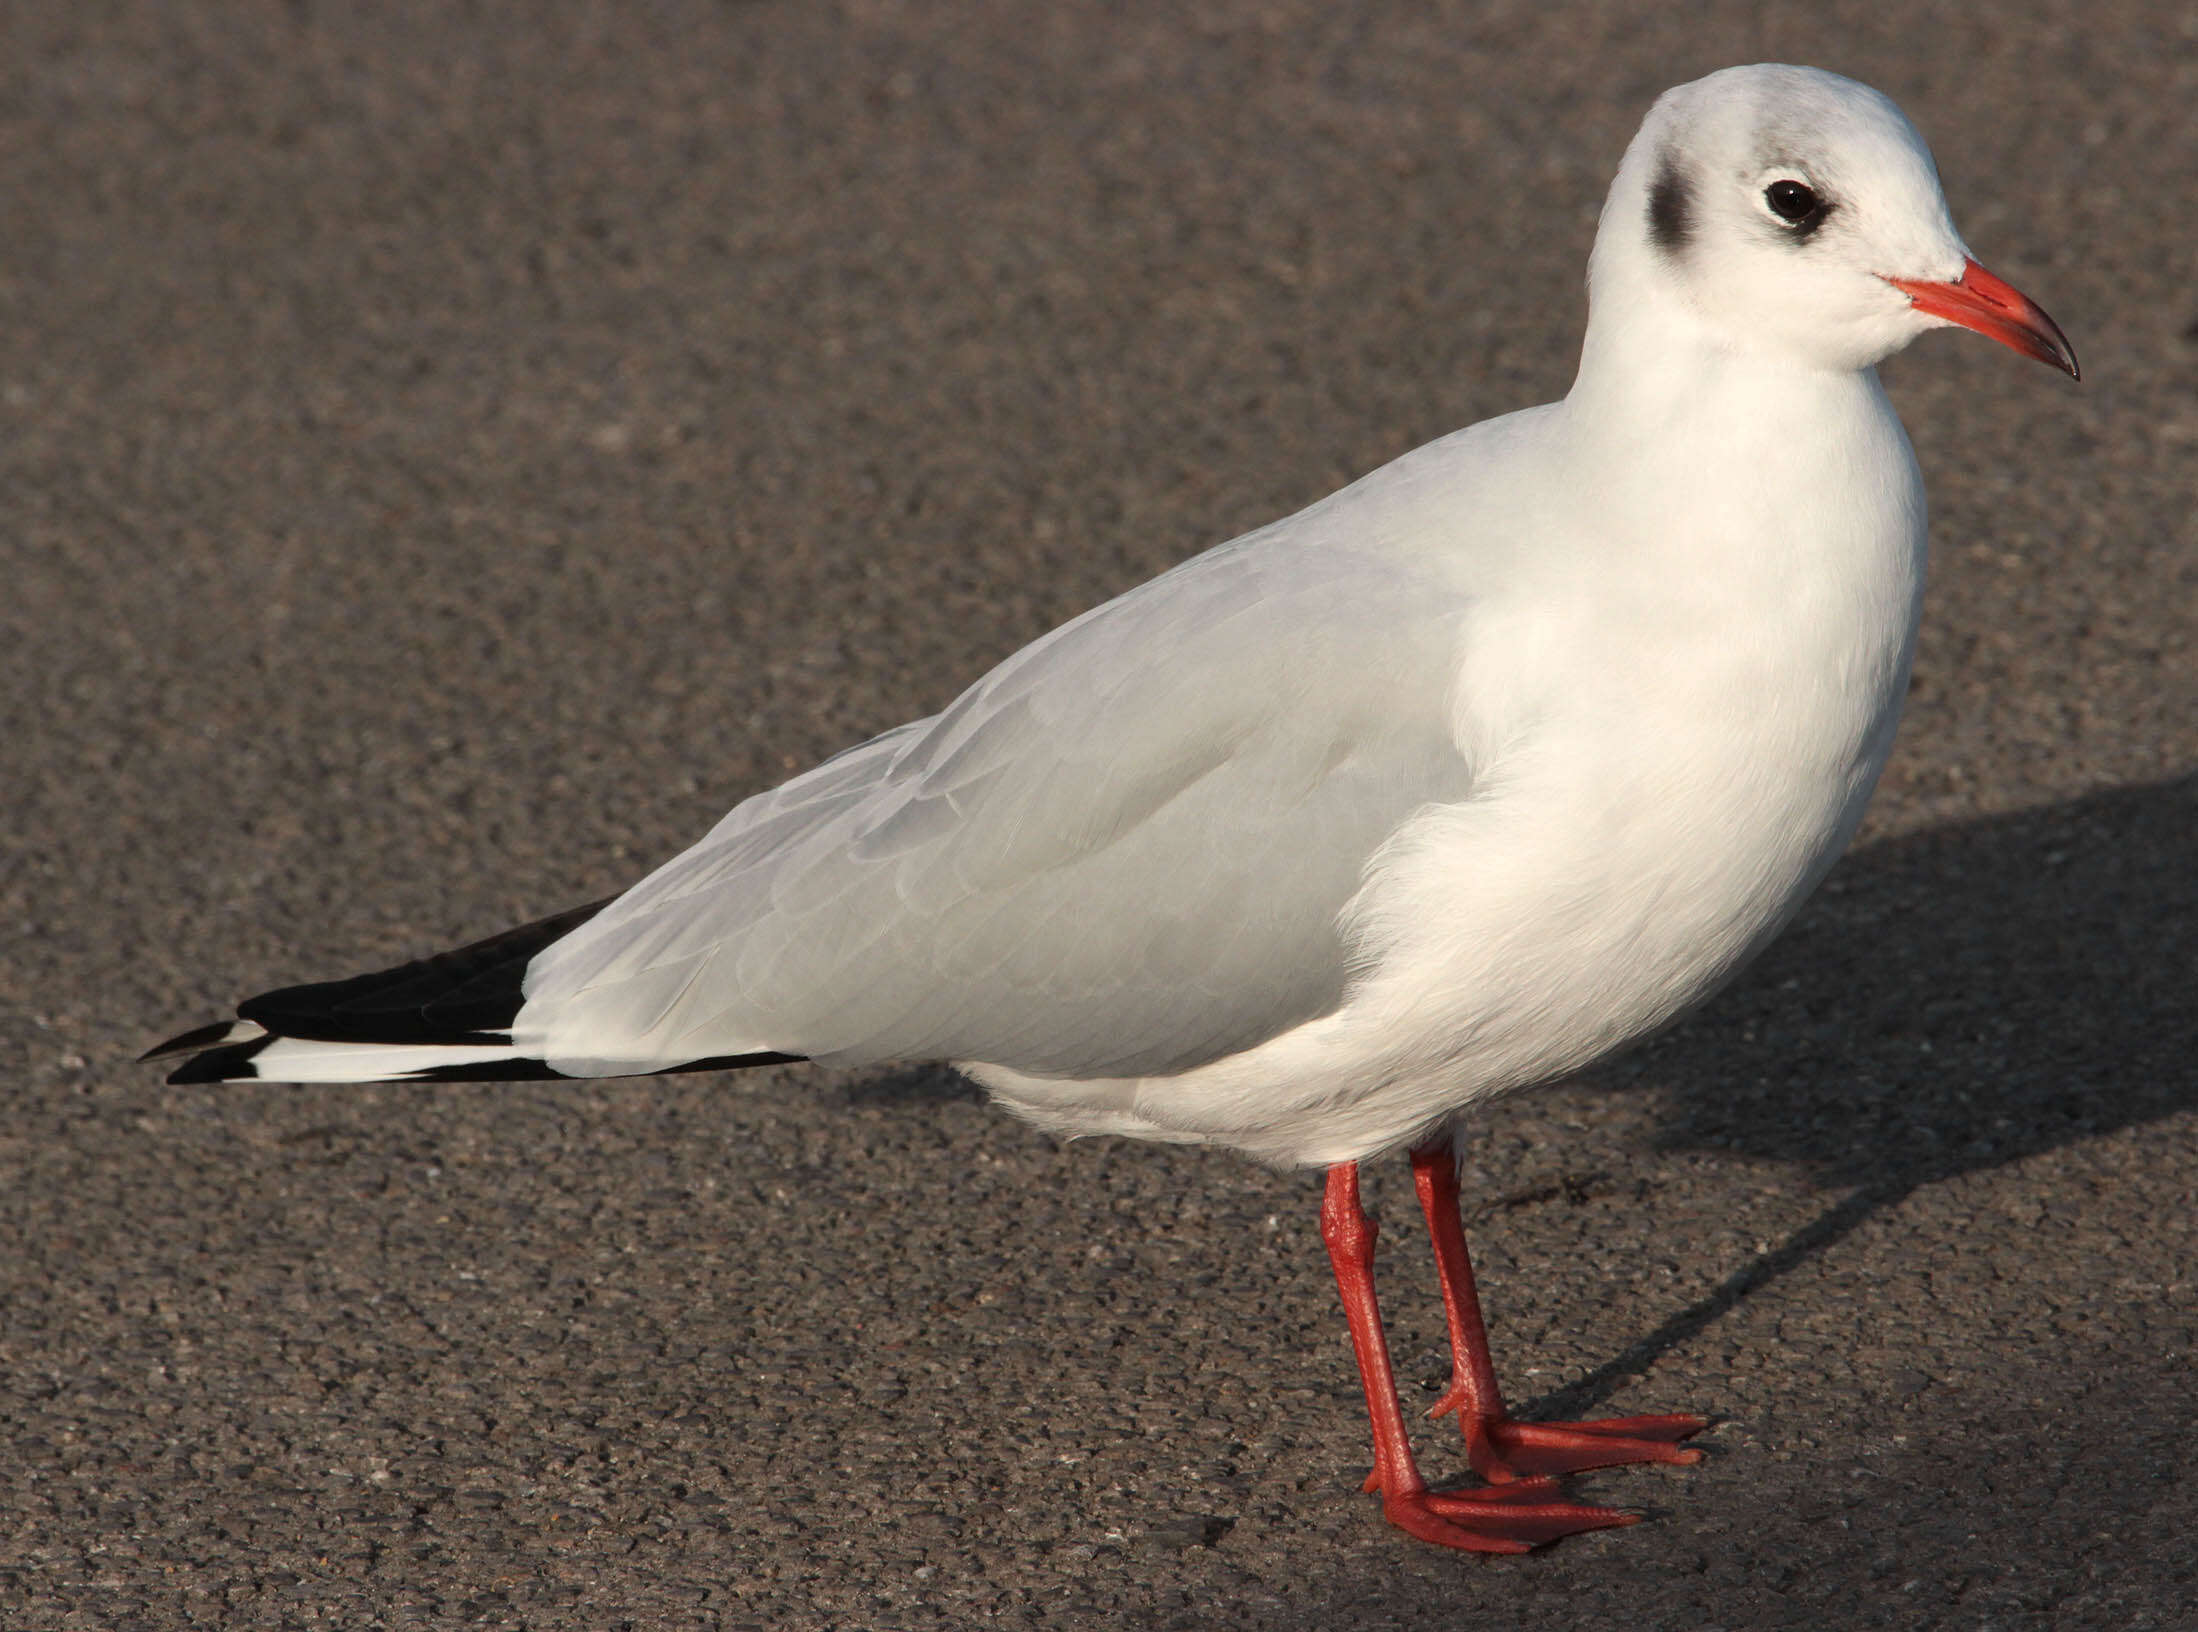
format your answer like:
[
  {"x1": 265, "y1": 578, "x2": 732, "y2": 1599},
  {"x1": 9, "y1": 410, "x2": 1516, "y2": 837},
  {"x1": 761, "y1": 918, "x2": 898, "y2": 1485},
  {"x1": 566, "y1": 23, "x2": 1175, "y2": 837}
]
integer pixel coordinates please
[
  {"x1": 1377, "y1": 1480, "x2": 1640, "y2": 1552},
  {"x1": 1424, "y1": 1395, "x2": 1708, "y2": 1480}
]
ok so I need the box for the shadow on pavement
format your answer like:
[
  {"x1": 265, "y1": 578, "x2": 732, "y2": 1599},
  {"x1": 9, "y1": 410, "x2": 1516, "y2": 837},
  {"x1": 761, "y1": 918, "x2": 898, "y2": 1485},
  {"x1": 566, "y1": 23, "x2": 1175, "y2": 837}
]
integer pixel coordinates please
[
  {"x1": 1532, "y1": 771, "x2": 2197, "y2": 1421},
  {"x1": 1275, "y1": 1321, "x2": 2195, "y2": 1632},
  {"x1": 1270, "y1": 775, "x2": 2196, "y2": 1630}
]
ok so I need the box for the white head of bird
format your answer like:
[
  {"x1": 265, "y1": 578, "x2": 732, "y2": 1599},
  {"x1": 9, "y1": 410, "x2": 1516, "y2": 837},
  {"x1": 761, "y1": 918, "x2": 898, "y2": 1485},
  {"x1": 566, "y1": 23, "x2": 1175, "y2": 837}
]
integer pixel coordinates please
[{"x1": 1582, "y1": 65, "x2": 2076, "y2": 387}]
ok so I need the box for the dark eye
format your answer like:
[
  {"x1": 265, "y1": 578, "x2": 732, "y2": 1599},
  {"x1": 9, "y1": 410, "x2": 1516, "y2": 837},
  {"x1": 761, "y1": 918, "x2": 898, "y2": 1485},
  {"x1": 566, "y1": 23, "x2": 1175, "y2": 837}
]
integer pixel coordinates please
[{"x1": 1765, "y1": 179, "x2": 1821, "y2": 224}]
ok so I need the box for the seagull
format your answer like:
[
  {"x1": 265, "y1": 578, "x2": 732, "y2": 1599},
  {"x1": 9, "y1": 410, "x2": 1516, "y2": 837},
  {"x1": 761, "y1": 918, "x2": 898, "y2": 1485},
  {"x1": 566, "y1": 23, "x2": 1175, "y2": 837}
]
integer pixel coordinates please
[{"x1": 147, "y1": 64, "x2": 2076, "y2": 1552}]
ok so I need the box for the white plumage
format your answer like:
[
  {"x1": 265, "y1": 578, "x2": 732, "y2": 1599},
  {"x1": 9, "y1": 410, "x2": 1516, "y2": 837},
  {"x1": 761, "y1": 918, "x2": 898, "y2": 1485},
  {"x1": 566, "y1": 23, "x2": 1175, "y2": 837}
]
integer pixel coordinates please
[
  {"x1": 155, "y1": 64, "x2": 2073, "y2": 1171},
  {"x1": 149, "y1": 63, "x2": 2077, "y2": 1557}
]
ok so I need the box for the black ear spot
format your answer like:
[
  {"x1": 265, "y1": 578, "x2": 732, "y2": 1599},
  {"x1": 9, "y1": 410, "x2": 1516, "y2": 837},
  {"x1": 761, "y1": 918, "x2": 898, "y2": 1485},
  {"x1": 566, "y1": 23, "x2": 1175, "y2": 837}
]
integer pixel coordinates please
[{"x1": 1647, "y1": 155, "x2": 1692, "y2": 254}]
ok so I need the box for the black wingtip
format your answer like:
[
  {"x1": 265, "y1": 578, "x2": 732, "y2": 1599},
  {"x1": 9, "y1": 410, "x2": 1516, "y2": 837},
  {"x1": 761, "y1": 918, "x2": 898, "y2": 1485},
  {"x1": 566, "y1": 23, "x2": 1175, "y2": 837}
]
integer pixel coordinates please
[
  {"x1": 404, "y1": 1050, "x2": 805, "y2": 1082},
  {"x1": 165, "y1": 1033, "x2": 273, "y2": 1085},
  {"x1": 234, "y1": 896, "x2": 612, "y2": 1045},
  {"x1": 144, "y1": 895, "x2": 811, "y2": 1086},
  {"x1": 661, "y1": 1050, "x2": 806, "y2": 1075},
  {"x1": 140, "y1": 1019, "x2": 248, "y2": 1063}
]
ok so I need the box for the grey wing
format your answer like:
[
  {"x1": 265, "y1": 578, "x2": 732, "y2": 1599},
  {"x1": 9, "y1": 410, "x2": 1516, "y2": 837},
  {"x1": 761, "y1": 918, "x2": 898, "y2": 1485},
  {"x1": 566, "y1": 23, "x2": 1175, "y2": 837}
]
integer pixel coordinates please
[{"x1": 522, "y1": 537, "x2": 1475, "y2": 1080}]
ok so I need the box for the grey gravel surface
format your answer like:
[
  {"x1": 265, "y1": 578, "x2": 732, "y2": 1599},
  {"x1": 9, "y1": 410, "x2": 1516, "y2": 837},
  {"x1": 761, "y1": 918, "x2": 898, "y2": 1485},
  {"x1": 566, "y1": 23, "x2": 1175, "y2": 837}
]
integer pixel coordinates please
[{"x1": 5, "y1": 3, "x2": 2196, "y2": 1629}]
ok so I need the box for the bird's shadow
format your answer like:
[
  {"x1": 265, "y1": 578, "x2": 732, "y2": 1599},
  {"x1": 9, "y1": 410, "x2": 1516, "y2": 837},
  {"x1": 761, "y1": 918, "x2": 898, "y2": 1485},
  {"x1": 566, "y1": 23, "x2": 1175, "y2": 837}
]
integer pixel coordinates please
[
  {"x1": 1524, "y1": 770, "x2": 2197, "y2": 1418},
  {"x1": 833, "y1": 1059, "x2": 986, "y2": 1107}
]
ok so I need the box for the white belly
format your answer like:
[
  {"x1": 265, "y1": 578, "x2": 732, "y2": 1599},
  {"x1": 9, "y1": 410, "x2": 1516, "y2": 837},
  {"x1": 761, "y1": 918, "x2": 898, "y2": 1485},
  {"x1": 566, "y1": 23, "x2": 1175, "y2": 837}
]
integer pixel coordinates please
[
  {"x1": 968, "y1": 647, "x2": 1912, "y2": 1167},
  {"x1": 971, "y1": 374, "x2": 1929, "y2": 1166}
]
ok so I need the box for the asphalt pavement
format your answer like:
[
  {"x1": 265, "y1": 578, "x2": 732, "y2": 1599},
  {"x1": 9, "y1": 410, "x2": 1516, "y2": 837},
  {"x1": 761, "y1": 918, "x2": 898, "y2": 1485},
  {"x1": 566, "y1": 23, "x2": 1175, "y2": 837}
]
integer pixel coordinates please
[{"x1": 3, "y1": 3, "x2": 2194, "y2": 1628}]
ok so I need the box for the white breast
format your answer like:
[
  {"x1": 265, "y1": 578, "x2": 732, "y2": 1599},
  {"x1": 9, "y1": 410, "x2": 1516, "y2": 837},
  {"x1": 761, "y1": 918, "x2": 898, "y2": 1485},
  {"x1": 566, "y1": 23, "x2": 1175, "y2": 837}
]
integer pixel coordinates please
[{"x1": 974, "y1": 366, "x2": 1928, "y2": 1167}]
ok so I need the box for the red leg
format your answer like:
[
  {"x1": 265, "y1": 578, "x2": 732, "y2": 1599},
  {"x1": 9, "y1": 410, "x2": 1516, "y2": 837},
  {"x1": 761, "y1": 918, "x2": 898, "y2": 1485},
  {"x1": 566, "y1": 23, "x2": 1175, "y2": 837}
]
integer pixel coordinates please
[
  {"x1": 1410, "y1": 1142, "x2": 1708, "y2": 1482},
  {"x1": 1320, "y1": 1162, "x2": 1638, "y2": 1552}
]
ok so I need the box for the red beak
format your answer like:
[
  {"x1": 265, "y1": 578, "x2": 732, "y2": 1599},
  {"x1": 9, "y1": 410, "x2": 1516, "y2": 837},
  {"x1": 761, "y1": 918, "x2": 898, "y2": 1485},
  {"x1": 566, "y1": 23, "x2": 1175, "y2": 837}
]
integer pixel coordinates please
[{"x1": 1884, "y1": 257, "x2": 2079, "y2": 380}]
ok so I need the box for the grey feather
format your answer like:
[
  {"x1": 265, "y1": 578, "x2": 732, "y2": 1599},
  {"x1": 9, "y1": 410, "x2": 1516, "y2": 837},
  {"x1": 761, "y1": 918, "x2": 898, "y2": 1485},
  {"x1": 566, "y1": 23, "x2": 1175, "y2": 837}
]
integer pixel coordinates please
[{"x1": 523, "y1": 530, "x2": 1477, "y2": 1080}]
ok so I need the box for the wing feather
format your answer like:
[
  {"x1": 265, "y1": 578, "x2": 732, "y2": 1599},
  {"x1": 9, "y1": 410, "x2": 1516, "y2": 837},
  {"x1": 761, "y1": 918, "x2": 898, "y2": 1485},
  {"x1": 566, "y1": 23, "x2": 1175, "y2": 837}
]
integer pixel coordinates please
[{"x1": 523, "y1": 535, "x2": 1475, "y2": 1079}]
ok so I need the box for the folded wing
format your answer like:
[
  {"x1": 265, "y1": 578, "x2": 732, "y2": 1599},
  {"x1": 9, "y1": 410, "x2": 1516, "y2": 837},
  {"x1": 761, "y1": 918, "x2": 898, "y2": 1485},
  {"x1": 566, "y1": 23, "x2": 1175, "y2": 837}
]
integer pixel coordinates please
[{"x1": 523, "y1": 536, "x2": 1476, "y2": 1081}]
